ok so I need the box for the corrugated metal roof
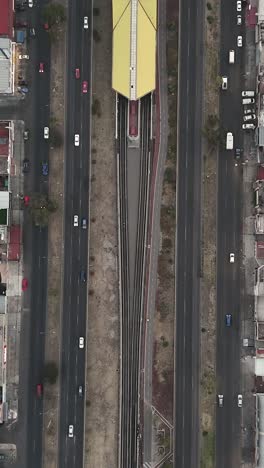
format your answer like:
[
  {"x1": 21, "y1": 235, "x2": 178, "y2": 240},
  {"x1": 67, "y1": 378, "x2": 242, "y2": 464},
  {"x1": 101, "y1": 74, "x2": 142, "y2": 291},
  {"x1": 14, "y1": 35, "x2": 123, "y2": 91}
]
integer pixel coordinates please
[
  {"x1": 0, "y1": 38, "x2": 12, "y2": 94},
  {"x1": 112, "y1": 0, "x2": 157, "y2": 100},
  {"x1": 0, "y1": 192, "x2": 9, "y2": 209}
]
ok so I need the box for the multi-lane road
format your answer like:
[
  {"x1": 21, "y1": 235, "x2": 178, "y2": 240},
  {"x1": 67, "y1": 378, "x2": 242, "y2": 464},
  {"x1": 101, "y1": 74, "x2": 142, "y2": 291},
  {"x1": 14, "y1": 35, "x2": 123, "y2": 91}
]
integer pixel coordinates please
[
  {"x1": 58, "y1": 0, "x2": 92, "y2": 467},
  {"x1": 216, "y1": 0, "x2": 244, "y2": 466},
  {"x1": 174, "y1": 0, "x2": 204, "y2": 465}
]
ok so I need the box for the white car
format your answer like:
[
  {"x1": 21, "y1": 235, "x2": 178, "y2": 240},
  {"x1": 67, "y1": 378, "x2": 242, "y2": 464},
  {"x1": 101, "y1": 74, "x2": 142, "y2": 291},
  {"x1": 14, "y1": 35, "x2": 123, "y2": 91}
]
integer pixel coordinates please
[
  {"x1": 28, "y1": 0, "x2": 33, "y2": 6},
  {"x1": 73, "y1": 215, "x2": 78, "y2": 227},
  {"x1": 237, "y1": 394, "x2": 243, "y2": 407},
  {"x1": 44, "y1": 127, "x2": 49, "y2": 139},
  {"x1": 243, "y1": 114, "x2": 256, "y2": 122},
  {"x1": 19, "y1": 55, "x2": 29, "y2": 60},
  {"x1": 237, "y1": 15, "x2": 242, "y2": 25},
  {"x1": 244, "y1": 108, "x2": 255, "y2": 115},
  {"x1": 221, "y1": 76, "x2": 228, "y2": 90},
  {"x1": 68, "y1": 425, "x2": 74, "y2": 438},
  {"x1": 229, "y1": 253, "x2": 235, "y2": 263},
  {"x1": 218, "y1": 394, "x2": 224, "y2": 407},
  {"x1": 79, "y1": 337, "x2": 84, "y2": 349},
  {"x1": 74, "y1": 134, "x2": 80, "y2": 146},
  {"x1": 242, "y1": 90, "x2": 255, "y2": 97},
  {"x1": 237, "y1": 36, "x2": 242, "y2": 47},
  {"x1": 83, "y1": 16, "x2": 88, "y2": 29},
  {"x1": 242, "y1": 123, "x2": 255, "y2": 130},
  {"x1": 237, "y1": 0, "x2": 242, "y2": 11}
]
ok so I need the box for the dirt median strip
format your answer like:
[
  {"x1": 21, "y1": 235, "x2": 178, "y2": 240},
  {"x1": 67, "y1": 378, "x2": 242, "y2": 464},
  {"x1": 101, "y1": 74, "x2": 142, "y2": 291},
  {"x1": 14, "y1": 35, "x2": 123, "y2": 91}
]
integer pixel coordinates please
[{"x1": 42, "y1": 18, "x2": 66, "y2": 468}]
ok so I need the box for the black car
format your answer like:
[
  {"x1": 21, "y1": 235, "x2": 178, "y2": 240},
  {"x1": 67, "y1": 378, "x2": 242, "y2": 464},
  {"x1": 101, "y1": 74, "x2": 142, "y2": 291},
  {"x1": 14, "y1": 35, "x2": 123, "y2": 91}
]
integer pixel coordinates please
[
  {"x1": 22, "y1": 158, "x2": 30, "y2": 173},
  {"x1": 29, "y1": 27, "x2": 36, "y2": 37},
  {"x1": 80, "y1": 270, "x2": 87, "y2": 283}
]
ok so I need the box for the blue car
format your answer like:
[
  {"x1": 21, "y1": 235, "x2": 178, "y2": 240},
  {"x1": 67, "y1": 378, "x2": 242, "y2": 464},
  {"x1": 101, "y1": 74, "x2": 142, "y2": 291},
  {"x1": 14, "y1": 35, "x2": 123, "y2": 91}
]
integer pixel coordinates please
[
  {"x1": 225, "y1": 314, "x2": 232, "y2": 327},
  {"x1": 42, "y1": 162, "x2": 48, "y2": 176}
]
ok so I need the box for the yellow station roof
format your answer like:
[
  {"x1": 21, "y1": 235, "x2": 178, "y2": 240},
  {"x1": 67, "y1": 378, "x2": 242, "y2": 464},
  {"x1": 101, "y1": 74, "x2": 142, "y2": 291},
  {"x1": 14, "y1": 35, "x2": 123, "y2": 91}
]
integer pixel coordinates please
[{"x1": 112, "y1": 0, "x2": 157, "y2": 100}]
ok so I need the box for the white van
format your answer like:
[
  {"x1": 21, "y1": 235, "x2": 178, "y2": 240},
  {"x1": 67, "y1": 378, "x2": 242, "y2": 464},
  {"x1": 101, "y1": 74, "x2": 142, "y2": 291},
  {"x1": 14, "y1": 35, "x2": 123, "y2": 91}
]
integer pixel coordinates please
[
  {"x1": 229, "y1": 49, "x2": 235, "y2": 64},
  {"x1": 242, "y1": 91, "x2": 255, "y2": 97}
]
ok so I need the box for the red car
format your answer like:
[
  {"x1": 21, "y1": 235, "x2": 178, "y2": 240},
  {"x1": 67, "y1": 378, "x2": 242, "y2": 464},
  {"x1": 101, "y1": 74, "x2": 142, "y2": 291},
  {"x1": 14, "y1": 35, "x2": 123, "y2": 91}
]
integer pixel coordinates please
[
  {"x1": 75, "y1": 68, "x2": 80, "y2": 79},
  {"x1": 43, "y1": 22, "x2": 49, "y2": 30},
  {"x1": 24, "y1": 195, "x2": 30, "y2": 206},
  {"x1": 39, "y1": 62, "x2": 44, "y2": 73},
  {"x1": 22, "y1": 278, "x2": 28, "y2": 291},
  {"x1": 36, "y1": 384, "x2": 43, "y2": 397},
  {"x1": 82, "y1": 81, "x2": 88, "y2": 94}
]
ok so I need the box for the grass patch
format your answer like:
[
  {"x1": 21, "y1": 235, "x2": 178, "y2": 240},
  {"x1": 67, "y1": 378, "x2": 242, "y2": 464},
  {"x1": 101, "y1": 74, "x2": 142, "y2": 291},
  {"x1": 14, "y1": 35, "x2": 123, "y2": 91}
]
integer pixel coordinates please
[{"x1": 201, "y1": 430, "x2": 215, "y2": 468}]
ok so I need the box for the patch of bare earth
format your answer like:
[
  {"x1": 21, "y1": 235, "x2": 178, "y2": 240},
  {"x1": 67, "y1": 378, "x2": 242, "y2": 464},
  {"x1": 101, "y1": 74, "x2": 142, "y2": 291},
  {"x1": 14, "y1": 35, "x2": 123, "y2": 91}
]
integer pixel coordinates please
[
  {"x1": 42, "y1": 15, "x2": 66, "y2": 468},
  {"x1": 200, "y1": 0, "x2": 220, "y2": 467},
  {"x1": 84, "y1": 3, "x2": 119, "y2": 468},
  {"x1": 151, "y1": 2, "x2": 178, "y2": 467}
]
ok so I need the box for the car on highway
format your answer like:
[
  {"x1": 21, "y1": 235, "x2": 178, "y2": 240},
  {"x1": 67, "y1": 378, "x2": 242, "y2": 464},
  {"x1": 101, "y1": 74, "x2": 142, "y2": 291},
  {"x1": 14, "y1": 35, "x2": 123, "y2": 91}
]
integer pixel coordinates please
[
  {"x1": 229, "y1": 253, "x2": 235, "y2": 263},
  {"x1": 242, "y1": 90, "x2": 255, "y2": 97},
  {"x1": 237, "y1": 394, "x2": 243, "y2": 407},
  {"x1": 36, "y1": 383, "x2": 43, "y2": 397},
  {"x1": 237, "y1": 36, "x2": 242, "y2": 47},
  {"x1": 243, "y1": 114, "x2": 256, "y2": 122},
  {"x1": 73, "y1": 215, "x2": 79, "y2": 227},
  {"x1": 218, "y1": 394, "x2": 224, "y2": 407},
  {"x1": 80, "y1": 269, "x2": 87, "y2": 283},
  {"x1": 42, "y1": 162, "x2": 48, "y2": 176},
  {"x1": 237, "y1": 15, "x2": 242, "y2": 24},
  {"x1": 75, "y1": 68, "x2": 80, "y2": 79},
  {"x1": 23, "y1": 129, "x2": 29, "y2": 140},
  {"x1": 79, "y1": 337, "x2": 85, "y2": 349},
  {"x1": 225, "y1": 314, "x2": 232, "y2": 327},
  {"x1": 221, "y1": 76, "x2": 228, "y2": 90},
  {"x1": 237, "y1": 0, "x2": 242, "y2": 11},
  {"x1": 44, "y1": 126, "x2": 49, "y2": 139},
  {"x1": 74, "y1": 134, "x2": 80, "y2": 146},
  {"x1": 68, "y1": 425, "x2": 74, "y2": 438},
  {"x1": 39, "y1": 62, "x2": 44, "y2": 73},
  {"x1": 22, "y1": 278, "x2": 28, "y2": 291},
  {"x1": 83, "y1": 16, "x2": 88, "y2": 29},
  {"x1": 28, "y1": 0, "x2": 33, "y2": 6},
  {"x1": 24, "y1": 195, "x2": 30, "y2": 206},
  {"x1": 242, "y1": 123, "x2": 255, "y2": 130},
  {"x1": 82, "y1": 81, "x2": 88, "y2": 94},
  {"x1": 19, "y1": 54, "x2": 29, "y2": 60},
  {"x1": 78, "y1": 385, "x2": 83, "y2": 396},
  {"x1": 81, "y1": 217, "x2": 87, "y2": 229},
  {"x1": 23, "y1": 158, "x2": 30, "y2": 173}
]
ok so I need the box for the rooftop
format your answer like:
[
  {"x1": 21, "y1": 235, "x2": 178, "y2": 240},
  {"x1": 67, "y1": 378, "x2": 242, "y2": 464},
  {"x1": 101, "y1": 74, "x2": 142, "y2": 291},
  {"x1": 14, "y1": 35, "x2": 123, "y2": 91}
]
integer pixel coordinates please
[{"x1": 0, "y1": 0, "x2": 13, "y2": 38}]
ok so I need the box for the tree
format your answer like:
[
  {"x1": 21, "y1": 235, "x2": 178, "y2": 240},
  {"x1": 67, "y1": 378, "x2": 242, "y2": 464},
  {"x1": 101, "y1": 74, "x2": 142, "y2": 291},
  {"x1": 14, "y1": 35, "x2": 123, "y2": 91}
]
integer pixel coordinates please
[
  {"x1": 43, "y1": 361, "x2": 58, "y2": 385},
  {"x1": 43, "y1": 3, "x2": 66, "y2": 27},
  {"x1": 29, "y1": 193, "x2": 57, "y2": 227}
]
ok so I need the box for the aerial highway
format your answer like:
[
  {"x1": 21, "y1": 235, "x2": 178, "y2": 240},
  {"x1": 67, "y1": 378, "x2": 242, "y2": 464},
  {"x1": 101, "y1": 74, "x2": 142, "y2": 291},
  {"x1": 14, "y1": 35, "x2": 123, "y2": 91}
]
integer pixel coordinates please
[
  {"x1": 216, "y1": 0, "x2": 244, "y2": 465},
  {"x1": 58, "y1": 0, "x2": 92, "y2": 466},
  {"x1": 174, "y1": 0, "x2": 204, "y2": 465}
]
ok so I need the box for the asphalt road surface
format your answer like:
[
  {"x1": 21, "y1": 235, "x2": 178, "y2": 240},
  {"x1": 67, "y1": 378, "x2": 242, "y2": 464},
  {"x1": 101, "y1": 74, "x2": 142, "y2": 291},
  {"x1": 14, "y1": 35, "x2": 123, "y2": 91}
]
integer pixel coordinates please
[
  {"x1": 58, "y1": 0, "x2": 92, "y2": 467},
  {"x1": 216, "y1": 1, "x2": 244, "y2": 466},
  {"x1": 24, "y1": 1, "x2": 51, "y2": 467},
  {"x1": 174, "y1": 0, "x2": 204, "y2": 465}
]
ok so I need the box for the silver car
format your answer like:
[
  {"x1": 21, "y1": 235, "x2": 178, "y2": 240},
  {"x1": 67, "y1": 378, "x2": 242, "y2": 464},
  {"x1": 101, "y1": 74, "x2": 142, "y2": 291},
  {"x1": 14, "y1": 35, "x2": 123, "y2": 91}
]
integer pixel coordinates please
[
  {"x1": 242, "y1": 123, "x2": 255, "y2": 130},
  {"x1": 243, "y1": 114, "x2": 256, "y2": 122},
  {"x1": 237, "y1": 36, "x2": 242, "y2": 47}
]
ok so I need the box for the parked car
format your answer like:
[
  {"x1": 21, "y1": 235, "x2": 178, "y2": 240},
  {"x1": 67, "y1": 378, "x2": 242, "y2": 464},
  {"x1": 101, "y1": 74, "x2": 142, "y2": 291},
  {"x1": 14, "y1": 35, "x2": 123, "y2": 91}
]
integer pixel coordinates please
[
  {"x1": 36, "y1": 384, "x2": 43, "y2": 397},
  {"x1": 244, "y1": 108, "x2": 255, "y2": 114},
  {"x1": 44, "y1": 126, "x2": 49, "y2": 139},
  {"x1": 242, "y1": 98, "x2": 255, "y2": 105},
  {"x1": 225, "y1": 314, "x2": 232, "y2": 327},
  {"x1": 19, "y1": 54, "x2": 29, "y2": 59},
  {"x1": 242, "y1": 90, "x2": 255, "y2": 97},
  {"x1": 23, "y1": 158, "x2": 30, "y2": 173},
  {"x1": 237, "y1": 15, "x2": 242, "y2": 24},
  {"x1": 42, "y1": 161, "x2": 48, "y2": 176},
  {"x1": 43, "y1": 22, "x2": 49, "y2": 30},
  {"x1": 221, "y1": 76, "x2": 228, "y2": 90},
  {"x1": 237, "y1": 0, "x2": 242, "y2": 11},
  {"x1": 243, "y1": 114, "x2": 256, "y2": 122},
  {"x1": 242, "y1": 123, "x2": 255, "y2": 130},
  {"x1": 218, "y1": 394, "x2": 224, "y2": 407},
  {"x1": 29, "y1": 27, "x2": 36, "y2": 37},
  {"x1": 237, "y1": 36, "x2": 242, "y2": 47},
  {"x1": 22, "y1": 278, "x2": 28, "y2": 291},
  {"x1": 24, "y1": 195, "x2": 30, "y2": 206}
]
